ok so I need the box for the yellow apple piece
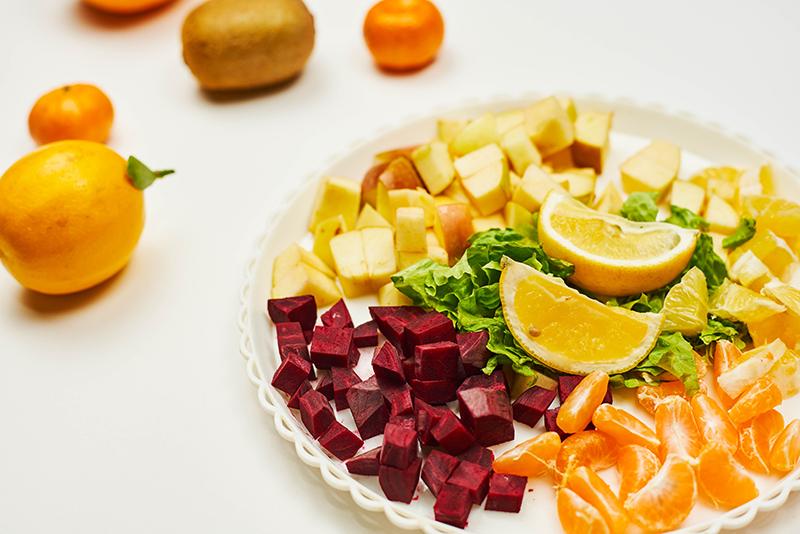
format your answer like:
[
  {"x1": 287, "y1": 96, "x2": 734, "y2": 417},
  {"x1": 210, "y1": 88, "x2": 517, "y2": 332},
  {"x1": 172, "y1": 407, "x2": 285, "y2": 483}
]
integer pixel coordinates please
[
  {"x1": 397, "y1": 251, "x2": 428, "y2": 270},
  {"x1": 505, "y1": 201, "x2": 533, "y2": 229},
  {"x1": 272, "y1": 263, "x2": 341, "y2": 307},
  {"x1": 512, "y1": 165, "x2": 568, "y2": 212},
  {"x1": 362, "y1": 227, "x2": 397, "y2": 289},
  {"x1": 501, "y1": 126, "x2": 542, "y2": 175},
  {"x1": 434, "y1": 203, "x2": 474, "y2": 261},
  {"x1": 437, "y1": 118, "x2": 467, "y2": 144},
  {"x1": 556, "y1": 95, "x2": 577, "y2": 122},
  {"x1": 378, "y1": 282, "x2": 412, "y2": 306},
  {"x1": 591, "y1": 182, "x2": 624, "y2": 214},
  {"x1": 308, "y1": 176, "x2": 360, "y2": 232},
  {"x1": 461, "y1": 160, "x2": 510, "y2": 215},
  {"x1": 427, "y1": 245, "x2": 449, "y2": 265},
  {"x1": 411, "y1": 141, "x2": 455, "y2": 195},
  {"x1": 374, "y1": 146, "x2": 419, "y2": 164},
  {"x1": 572, "y1": 111, "x2": 612, "y2": 173},
  {"x1": 450, "y1": 113, "x2": 498, "y2": 156},
  {"x1": 472, "y1": 213, "x2": 506, "y2": 233},
  {"x1": 620, "y1": 140, "x2": 681, "y2": 195},
  {"x1": 704, "y1": 195, "x2": 739, "y2": 234},
  {"x1": 426, "y1": 229, "x2": 441, "y2": 248},
  {"x1": 554, "y1": 169, "x2": 596, "y2": 204},
  {"x1": 442, "y1": 180, "x2": 480, "y2": 216},
  {"x1": 313, "y1": 215, "x2": 347, "y2": 270},
  {"x1": 356, "y1": 204, "x2": 392, "y2": 229},
  {"x1": 523, "y1": 96, "x2": 575, "y2": 157},
  {"x1": 541, "y1": 147, "x2": 575, "y2": 172},
  {"x1": 496, "y1": 109, "x2": 524, "y2": 135},
  {"x1": 329, "y1": 231, "x2": 371, "y2": 297},
  {"x1": 274, "y1": 243, "x2": 335, "y2": 280},
  {"x1": 395, "y1": 206, "x2": 427, "y2": 253},
  {"x1": 454, "y1": 143, "x2": 505, "y2": 179},
  {"x1": 509, "y1": 170, "x2": 521, "y2": 193},
  {"x1": 670, "y1": 180, "x2": 706, "y2": 214},
  {"x1": 378, "y1": 186, "x2": 435, "y2": 225}
]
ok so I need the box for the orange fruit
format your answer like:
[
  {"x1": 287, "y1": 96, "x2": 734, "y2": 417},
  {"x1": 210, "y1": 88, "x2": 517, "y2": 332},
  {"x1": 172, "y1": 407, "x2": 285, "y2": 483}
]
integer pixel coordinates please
[
  {"x1": 769, "y1": 419, "x2": 800, "y2": 473},
  {"x1": 591, "y1": 403, "x2": 660, "y2": 452},
  {"x1": 557, "y1": 371, "x2": 610, "y2": 433},
  {"x1": 690, "y1": 393, "x2": 739, "y2": 454},
  {"x1": 713, "y1": 340, "x2": 740, "y2": 408},
  {"x1": 737, "y1": 409, "x2": 785, "y2": 474},
  {"x1": 556, "y1": 431, "x2": 619, "y2": 482},
  {"x1": 493, "y1": 431, "x2": 561, "y2": 478},
  {"x1": 616, "y1": 444, "x2": 660, "y2": 503},
  {"x1": 728, "y1": 376, "x2": 782, "y2": 425},
  {"x1": 655, "y1": 396, "x2": 703, "y2": 462},
  {"x1": 636, "y1": 381, "x2": 686, "y2": 415},
  {"x1": 557, "y1": 488, "x2": 610, "y2": 534},
  {"x1": 363, "y1": 0, "x2": 444, "y2": 71},
  {"x1": 566, "y1": 466, "x2": 629, "y2": 534},
  {"x1": 28, "y1": 84, "x2": 114, "y2": 145},
  {"x1": 623, "y1": 454, "x2": 697, "y2": 531},
  {"x1": 696, "y1": 443, "x2": 759, "y2": 508},
  {"x1": 82, "y1": 0, "x2": 175, "y2": 15}
]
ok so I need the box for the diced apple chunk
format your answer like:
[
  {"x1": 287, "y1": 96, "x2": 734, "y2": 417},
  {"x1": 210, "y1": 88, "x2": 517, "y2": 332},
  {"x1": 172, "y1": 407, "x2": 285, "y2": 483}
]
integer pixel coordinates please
[
  {"x1": 496, "y1": 109, "x2": 524, "y2": 135},
  {"x1": 313, "y1": 215, "x2": 347, "y2": 270},
  {"x1": 441, "y1": 181, "x2": 480, "y2": 216},
  {"x1": 670, "y1": 180, "x2": 706, "y2": 214},
  {"x1": 378, "y1": 282, "x2": 412, "y2": 306},
  {"x1": 397, "y1": 251, "x2": 428, "y2": 270},
  {"x1": 434, "y1": 203, "x2": 474, "y2": 261},
  {"x1": 378, "y1": 187, "x2": 435, "y2": 226},
  {"x1": 512, "y1": 165, "x2": 567, "y2": 212},
  {"x1": 356, "y1": 204, "x2": 392, "y2": 229},
  {"x1": 362, "y1": 227, "x2": 397, "y2": 289},
  {"x1": 273, "y1": 244, "x2": 334, "y2": 281},
  {"x1": 620, "y1": 140, "x2": 681, "y2": 195},
  {"x1": 330, "y1": 231, "x2": 370, "y2": 297},
  {"x1": 542, "y1": 147, "x2": 575, "y2": 172},
  {"x1": 572, "y1": 111, "x2": 612, "y2": 173},
  {"x1": 524, "y1": 96, "x2": 575, "y2": 157},
  {"x1": 472, "y1": 213, "x2": 506, "y2": 233},
  {"x1": 450, "y1": 113, "x2": 498, "y2": 156},
  {"x1": 454, "y1": 143, "x2": 505, "y2": 179},
  {"x1": 437, "y1": 119, "x2": 467, "y2": 144},
  {"x1": 504, "y1": 201, "x2": 533, "y2": 229},
  {"x1": 704, "y1": 195, "x2": 740, "y2": 234},
  {"x1": 396, "y1": 207, "x2": 427, "y2": 253},
  {"x1": 308, "y1": 177, "x2": 361, "y2": 232},
  {"x1": 509, "y1": 170, "x2": 521, "y2": 192},
  {"x1": 555, "y1": 170, "x2": 596, "y2": 203},
  {"x1": 412, "y1": 142, "x2": 456, "y2": 195},
  {"x1": 556, "y1": 96, "x2": 577, "y2": 122},
  {"x1": 501, "y1": 126, "x2": 541, "y2": 175},
  {"x1": 272, "y1": 262, "x2": 341, "y2": 307},
  {"x1": 427, "y1": 245, "x2": 449, "y2": 265},
  {"x1": 461, "y1": 160, "x2": 510, "y2": 215},
  {"x1": 591, "y1": 182, "x2": 624, "y2": 214}
]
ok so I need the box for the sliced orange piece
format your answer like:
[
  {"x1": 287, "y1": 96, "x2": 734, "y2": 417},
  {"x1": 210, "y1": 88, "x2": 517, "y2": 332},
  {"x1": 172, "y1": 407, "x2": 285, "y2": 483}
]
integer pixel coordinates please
[
  {"x1": 623, "y1": 454, "x2": 697, "y2": 532},
  {"x1": 617, "y1": 444, "x2": 661, "y2": 503},
  {"x1": 728, "y1": 376, "x2": 782, "y2": 425},
  {"x1": 769, "y1": 419, "x2": 800, "y2": 473},
  {"x1": 566, "y1": 466, "x2": 629, "y2": 534},
  {"x1": 636, "y1": 381, "x2": 686, "y2": 415},
  {"x1": 696, "y1": 443, "x2": 759, "y2": 508},
  {"x1": 493, "y1": 431, "x2": 561, "y2": 478},
  {"x1": 655, "y1": 396, "x2": 703, "y2": 462},
  {"x1": 557, "y1": 370, "x2": 610, "y2": 434},
  {"x1": 690, "y1": 393, "x2": 739, "y2": 454},
  {"x1": 556, "y1": 431, "x2": 619, "y2": 482},
  {"x1": 591, "y1": 403, "x2": 660, "y2": 452},
  {"x1": 737, "y1": 409, "x2": 784, "y2": 474},
  {"x1": 713, "y1": 340, "x2": 740, "y2": 408},
  {"x1": 557, "y1": 487, "x2": 610, "y2": 534}
]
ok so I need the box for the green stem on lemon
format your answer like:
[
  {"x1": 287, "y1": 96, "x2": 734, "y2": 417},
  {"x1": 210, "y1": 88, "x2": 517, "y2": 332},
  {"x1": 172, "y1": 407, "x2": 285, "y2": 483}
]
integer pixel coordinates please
[{"x1": 126, "y1": 156, "x2": 174, "y2": 190}]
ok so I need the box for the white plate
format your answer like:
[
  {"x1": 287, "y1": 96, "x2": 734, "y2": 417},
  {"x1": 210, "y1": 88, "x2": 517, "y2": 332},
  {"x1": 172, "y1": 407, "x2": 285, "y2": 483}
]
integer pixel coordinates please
[{"x1": 238, "y1": 94, "x2": 800, "y2": 533}]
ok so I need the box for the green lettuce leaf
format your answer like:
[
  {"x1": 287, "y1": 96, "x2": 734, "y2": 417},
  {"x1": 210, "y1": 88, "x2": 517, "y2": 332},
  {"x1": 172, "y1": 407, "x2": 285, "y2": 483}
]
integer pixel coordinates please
[
  {"x1": 619, "y1": 332, "x2": 700, "y2": 395},
  {"x1": 620, "y1": 192, "x2": 659, "y2": 222},
  {"x1": 606, "y1": 288, "x2": 667, "y2": 313},
  {"x1": 664, "y1": 205, "x2": 709, "y2": 230},
  {"x1": 684, "y1": 233, "x2": 728, "y2": 291},
  {"x1": 696, "y1": 315, "x2": 748, "y2": 349},
  {"x1": 723, "y1": 218, "x2": 756, "y2": 249}
]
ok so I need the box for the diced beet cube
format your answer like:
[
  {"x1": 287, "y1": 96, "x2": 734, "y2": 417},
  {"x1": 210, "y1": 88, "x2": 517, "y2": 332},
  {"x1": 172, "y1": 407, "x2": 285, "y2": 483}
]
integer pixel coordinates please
[
  {"x1": 346, "y1": 376, "x2": 389, "y2": 440},
  {"x1": 603, "y1": 387, "x2": 613, "y2": 405},
  {"x1": 458, "y1": 371, "x2": 507, "y2": 395},
  {"x1": 422, "y1": 450, "x2": 460, "y2": 496},
  {"x1": 348, "y1": 343, "x2": 361, "y2": 368},
  {"x1": 512, "y1": 386, "x2": 557, "y2": 428},
  {"x1": 378, "y1": 457, "x2": 422, "y2": 503},
  {"x1": 447, "y1": 461, "x2": 491, "y2": 504},
  {"x1": 381, "y1": 382, "x2": 414, "y2": 416},
  {"x1": 299, "y1": 390, "x2": 335, "y2": 439},
  {"x1": 369, "y1": 306, "x2": 424, "y2": 346},
  {"x1": 315, "y1": 371, "x2": 333, "y2": 400},
  {"x1": 415, "y1": 341, "x2": 461, "y2": 381},
  {"x1": 402, "y1": 358, "x2": 416, "y2": 381},
  {"x1": 318, "y1": 421, "x2": 363, "y2": 460},
  {"x1": 544, "y1": 407, "x2": 570, "y2": 440},
  {"x1": 303, "y1": 329, "x2": 313, "y2": 344},
  {"x1": 276, "y1": 322, "x2": 309, "y2": 360},
  {"x1": 434, "y1": 485, "x2": 472, "y2": 529},
  {"x1": 373, "y1": 343, "x2": 405, "y2": 383},
  {"x1": 310, "y1": 326, "x2": 354, "y2": 368},
  {"x1": 415, "y1": 399, "x2": 445, "y2": 446},
  {"x1": 271, "y1": 353, "x2": 312, "y2": 395},
  {"x1": 287, "y1": 380, "x2": 312, "y2": 409},
  {"x1": 345, "y1": 446, "x2": 382, "y2": 476},
  {"x1": 388, "y1": 414, "x2": 416, "y2": 430},
  {"x1": 458, "y1": 444, "x2": 494, "y2": 469},
  {"x1": 431, "y1": 410, "x2": 475, "y2": 455},
  {"x1": 403, "y1": 312, "x2": 456, "y2": 358},
  {"x1": 410, "y1": 378, "x2": 457, "y2": 405},
  {"x1": 457, "y1": 330, "x2": 490, "y2": 376},
  {"x1": 332, "y1": 367, "x2": 361, "y2": 411},
  {"x1": 557, "y1": 375, "x2": 583, "y2": 403},
  {"x1": 485, "y1": 473, "x2": 526, "y2": 512},
  {"x1": 267, "y1": 296, "x2": 316, "y2": 332},
  {"x1": 353, "y1": 320, "x2": 379, "y2": 347},
  {"x1": 381, "y1": 423, "x2": 419, "y2": 469},
  {"x1": 458, "y1": 387, "x2": 515, "y2": 446},
  {"x1": 320, "y1": 299, "x2": 353, "y2": 328}
]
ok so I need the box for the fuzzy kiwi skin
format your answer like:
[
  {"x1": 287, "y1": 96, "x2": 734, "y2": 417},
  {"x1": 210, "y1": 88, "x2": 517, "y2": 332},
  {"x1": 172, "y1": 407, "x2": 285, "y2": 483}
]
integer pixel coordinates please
[{"x1": 182, "y1": 0, "x2": 315, "y2": 91}]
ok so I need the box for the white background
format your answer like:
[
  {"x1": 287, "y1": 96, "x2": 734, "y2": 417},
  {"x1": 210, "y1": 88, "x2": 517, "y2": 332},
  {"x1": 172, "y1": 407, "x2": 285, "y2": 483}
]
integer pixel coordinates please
[{"x1": 1, "y1": 0, "x2": 799, "y2": 532}]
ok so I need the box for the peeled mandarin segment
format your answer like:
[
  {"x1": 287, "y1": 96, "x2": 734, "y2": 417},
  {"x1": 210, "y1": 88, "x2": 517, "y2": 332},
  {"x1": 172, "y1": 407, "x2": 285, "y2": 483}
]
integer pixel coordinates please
[
  {"x1": 655, "y1": 396, "x2": 703, "y2": 462},
  {"x1": 636, "y1": 381, "x2": 686, "y2": 415},
  {"x1": 616, "y1": 444, "x2": 661, "y2": 503},
  {"x1": 696, "y1": 443, "x2": 759, "y2": 509},
  {"x1": 557, "y1": 371, "x2": 610, "y2": 434},
  {"x1": 591, "y1": 403, "x2": 660, "y2": 452},
  {"x1": 713, "y1": 340, "x2": 741, "y2": 409},
  {"x1": 556, "y1": 431, "x2": 619, "y2": 482},
  {"x1": 728, "y1": 376, "x2": 782, "y2": 425},
  {"x1": 737, "y1": 409, "x2": 784, "y2": 474},
  {"x1": 566, "y1": 466, "x2": 629, "y2": 534},
  {"x1": 769, "y1": 419, "x2": 800, "y2": 473},
  {"x1": 557, "y1": 488, "x2": 611, "y2": 534},
  {"x1": 690, "y1": 393, "x2": 739, "y2": 454},
  {"x1": 492, "y1": 431, "x2": 562, "y2": 478},
  {"x1": 623, "y1": 454, "x2": 697, "y2": 532}
]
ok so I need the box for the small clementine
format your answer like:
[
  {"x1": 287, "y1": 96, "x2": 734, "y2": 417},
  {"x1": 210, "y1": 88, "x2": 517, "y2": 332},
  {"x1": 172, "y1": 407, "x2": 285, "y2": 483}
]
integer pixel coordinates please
[
  {"x1": 29, "y1": 84, "x2": 114, "y2": 145},
  {"x1": 363, "y1": 0, "x2": 444, "y2": 71},
  {"x1": 82, "y1": 0, "x2": 175, "y2": 15}
]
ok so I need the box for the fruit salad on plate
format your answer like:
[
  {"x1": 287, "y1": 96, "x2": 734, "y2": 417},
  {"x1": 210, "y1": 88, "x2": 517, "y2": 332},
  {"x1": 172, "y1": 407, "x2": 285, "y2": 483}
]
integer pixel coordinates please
[{"x1": 265, "y1": 95, "x2": 800, "y2": 532}]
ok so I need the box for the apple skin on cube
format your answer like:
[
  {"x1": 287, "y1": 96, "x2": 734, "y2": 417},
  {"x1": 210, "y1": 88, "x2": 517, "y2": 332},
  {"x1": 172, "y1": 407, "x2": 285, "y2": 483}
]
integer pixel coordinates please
[
  {"x1": 434, "y1": 203, "x2": 474, "y2": 262},
  {"x1": 671, "y1": 180, "x2": 706, "y2": 215},
  {"x1": 462, "y1": 160, "x2": 510, "y2": 216},
  {"x1": 411, "y1": 141, "x2": 455, "y2": 195},
  {"x1": 453, "y1": 143, "x2": 505, "y2": 179},
  {"x1": 501, "y1": 126, "x2": 542, "y2": 175},
  {"x1": 572, "y1": 111, "x2": 612, "y2": 173},
  {"x1": 620, "y1": 140, "x2": 681, "y2": 195},
  {"x1": 308, "y1": 176, "x2": 361, "y2": 232},
  {"x1": 450, "y1": 113, "x2": 498, "y2": 156},
  {"x1": 395, "y1": 207, "x2": 427, "y2": 253},
  {"x1": 360, "y1": 161, "x2": 390, "y2": 208},
  {"x1": 524, "y1": 96, "x2": 575, "y2": 157}
]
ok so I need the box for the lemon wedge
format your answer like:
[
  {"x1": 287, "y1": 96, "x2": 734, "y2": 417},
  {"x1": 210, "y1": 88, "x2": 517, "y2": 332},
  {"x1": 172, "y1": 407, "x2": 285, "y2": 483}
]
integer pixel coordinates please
[
  {"x1": 710, "y1": 279, "x2": 786, "y2": 324},
  {"x1": 662, "y1": 267, "x2": 708, "y2": 335},
  {"x1": 761, "y1": 279, "x2": 800, "y2": 316},
  {"x1": 500, "y1": 258, "x2": 663, "y2": 374},
  {"x1": 538, "y1": 192, "x2": 698, "y2": 296}
]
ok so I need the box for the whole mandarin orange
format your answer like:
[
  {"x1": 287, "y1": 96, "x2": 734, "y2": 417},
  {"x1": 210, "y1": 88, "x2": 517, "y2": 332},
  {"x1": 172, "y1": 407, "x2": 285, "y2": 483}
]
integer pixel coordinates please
[
  {"x1": 29, "y1": 84, "x2": 114, "y2": 145},
  {"x1": 363, "y1": 0, "x2": 444, "y2": 71},
  {"x1": 82, "y1": 0, "x2": 175, "y2": 15}
]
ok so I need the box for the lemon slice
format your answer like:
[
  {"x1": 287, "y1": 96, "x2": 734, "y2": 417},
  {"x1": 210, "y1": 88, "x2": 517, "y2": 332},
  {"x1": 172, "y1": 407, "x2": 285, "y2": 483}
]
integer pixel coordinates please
[
  {"x1": 709, "y1": 278, "x2": 786, "y2": 324},
  {"x1": 662, "y1": 267, "x2": 708, "y2": 335},
  {"x1": 538, "y1": 192, "x2": 699, "y2": 296},
  {"x1": 500, "y1": 258, "x2": 663, "y2": 374}
]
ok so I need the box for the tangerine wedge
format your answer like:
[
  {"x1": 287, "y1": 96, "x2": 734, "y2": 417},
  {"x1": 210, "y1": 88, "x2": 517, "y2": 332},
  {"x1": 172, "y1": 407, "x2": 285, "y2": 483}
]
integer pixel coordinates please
[
  {"x1": 556, "y1": 431, "x2": 619, "y2": 483},
  {"x1": 769, "y1": 419, "x2": 800, "y2": 473},
  {"x1": 728, "y1": 376, "x2": 782, "y2": 425},
  {"x1": 636, "y1": 381, "x2": 686, "y2": 415},
  {"x1": 566, "y1": 466, "x2": 629, "y2": 534},
  {"x1": 557, "y1": 487, "x2": 610, "y2": 534},
  {"x1": 591, "y1": 403, "x2": 660, "y2": 452},
  {"x1": 713, "y1": 340, "x2": 740, "y2": 409},
  {"x1": 737, "y1": 409, "x2": 784, "y2": 474},
  {"x1": 617, "y1": 444, "x2": 661, "y2": 503},
  {"x1": 558, "y1": 370, "x2": 610, "y2": 434},
  {"x1": 493, "y1": 431, "x2": 561, "y2": 478},
  {"x1": 696, "y1": 443, "x2": 759, "y2": 508},
  {"x1": 690, "y1": 393, "x2": 739, "y2": 454},
  {"x1": 655, "y1": 396, "x2": 703, "y2": 462},
  {"x1": 623, "y1": 454, "x2": 697, "y2": 532}
]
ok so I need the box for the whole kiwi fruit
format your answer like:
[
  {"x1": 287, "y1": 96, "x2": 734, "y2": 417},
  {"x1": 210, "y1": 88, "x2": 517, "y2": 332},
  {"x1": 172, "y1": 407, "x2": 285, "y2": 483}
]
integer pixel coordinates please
[{"x1": 182, "y1": 0, "x2": 315, "y2": 91}]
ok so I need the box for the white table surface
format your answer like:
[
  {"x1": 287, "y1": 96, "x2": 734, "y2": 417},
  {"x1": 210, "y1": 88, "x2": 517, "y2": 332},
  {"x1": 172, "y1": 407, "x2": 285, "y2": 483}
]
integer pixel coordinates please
[{"x1": 1, "y1": 0, "x2": 799, "y2": 532}]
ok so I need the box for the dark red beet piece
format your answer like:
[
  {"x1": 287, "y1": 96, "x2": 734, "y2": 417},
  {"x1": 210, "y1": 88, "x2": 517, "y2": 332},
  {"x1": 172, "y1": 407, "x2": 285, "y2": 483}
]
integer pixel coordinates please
[
  {"x1": 458, "y1": 371, "x2": 507, "y2": 395},
  {"x1": 457, "y1": 330, "x2": 490, "y2": 376},
  {"x1": 315, "y1": 372, "x2": 333, "y2": 400},
  {"x1": 318, "y1": 421, "x2": 363, "y2": 460},
  {"x1": 458, "y1": 387, "x2": 515, "y2": 446},
  {"x1": 369, "y1": 306, "x2": 424, "y2": 347},
  {"x1": 378, "y1": 457, "x2": 422, "y2": 503},
  {"x1": 402, "y1": 358, "x2": 416, "y2": 382},
  {"x1": 410, "y1": 378, "x2": 457, "y2": 405},
  {"x1": 447, "y1": 461, "x2": 491, "y2": 504},
  {"x1": 303, "y1": 329, "x2": 313, "y2": 344},
  {"x1": 485, "y1": 473, "x2": 526, "y2": 512},
  {"x1": 271, "y1": 353, "x2": 312, "y2": 395},
  {"x1": 403, "y1": 312, "x2": 457, "y2": 358},
  {"x1": 381, "y1": 382, "x2": 414, "y2": 416},
  {"x1": 267, "y1": 295, "x2": 316, "y2": 332},
  {"x1": 388, "y1": 414, "x2": 416, "y2": 430},
  {"x1": 458, "y1": 444, "x2": 494, "y2": 469},
  {"x1": 381, "y1": 423, "x2": 418, "y2": 469},
  {"x1": 545, "y1": 407, "x2": 570, "y2": 440},
  {"x1": 353, "y1": 320, "x2": 379, "y2": 348},
  {"x1": 415, "y1": 341, "x2": 461, "y2": 381},
  {"x1": 373, "y1": 343, "x2": 405, "y2": 383},
  {"x1": 276, "y1": 322, "x2": 309, "y2": 361},
  {"x1": 310, "y1": 326, "x2": 354, "y2": 368},
  {"x1": 422, "y1": 450, "x2": 460, "y2": 496},
  {"x1": 348, "y1": 343, "x2": 361, "y2": 368},
  {"x1": 557, "y1": 375, "x2": 583, "y2": 403},
  {"x1": 332, "y1": 367, "x2": 362, "y2": 411},
  {"x1": 299, "y1": 390, "x2": 335, "y2": 439},
  {"x1": 602, "y1": 387, "x2": 613, "y2": 405},
  {"x1": 512, "y1": 386, "x2": 557, "y2": 428},
  {"x1": 345, "y1": 446, "x2": 382, "y2": 476},
  {"x1": 320, "y1": 299, "x2": 353, "y2": 328},
  {"x1": 346, "y1": 376, "x2": 389, "y2": 440},
  {"x1": 415, "y1": 399, "x2": 446, "y2": 445},
  {"x1": 431, "y1": 410, "x2": 475, "y2": 455},
  {"x1": 434, "y1": 485, "x2": 472, "y2": 529},
  {"x1": 287, "y1": 380, "x2": 312, "y2": 409}
]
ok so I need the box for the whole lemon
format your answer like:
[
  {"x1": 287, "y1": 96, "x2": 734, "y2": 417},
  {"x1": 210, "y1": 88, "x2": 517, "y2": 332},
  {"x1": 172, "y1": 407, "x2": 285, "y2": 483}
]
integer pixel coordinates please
[{"x1": 0, "y1": 141, "x2": 144, "y2": 294}]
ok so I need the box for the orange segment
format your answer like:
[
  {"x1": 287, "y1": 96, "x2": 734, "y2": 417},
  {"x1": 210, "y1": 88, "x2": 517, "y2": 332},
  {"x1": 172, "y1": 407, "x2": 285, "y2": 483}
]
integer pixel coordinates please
[
  {"x1": 769, "y1": 419, "x2": 800, "y2": 473},
  {"x1": 728, "y1": 376, "x2": 782, "y2": 425},
  {"x1": 623, "y1": 455, "x2": 697, "y2": 532},
  {"x1": 558, "y1": 371, "x2": 610, "y2": 434},
  {"x1": 655, "y1": 396, "x2": 703, "y2": 462},
  {"x1": 493, "y1": 431, "x2": 561, "y2": 478},
  {"x1": 690, "y1": 393, "x2": 739, "y2": 454},
  {"x1": 696, "y1": 444, "x2": 759, "y2": 508},
  {"x1": 556, "y1": 431, "x2": 619, "y2": 483},
  {"x1": 737, "y1": 409, "x2": 784, "y2": 474},
  {"x1": 557, "y1": 488, "x2": 610, "y2": 534},
  {"x1": 591, "y1": 403, "x2": 660, "y2": 452},
  {"x1": 713, "y1": 340, "x2": 740, "y2": 408},
  {"x1": 617, "y1": 444, "x2": 661, "y2": 503},
  {"x1": 566, "y1": 466, "x2": 629, "y2": 534},
  {"x1": 636, "y1": 381, "x2": 686, "y2": 415}
]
